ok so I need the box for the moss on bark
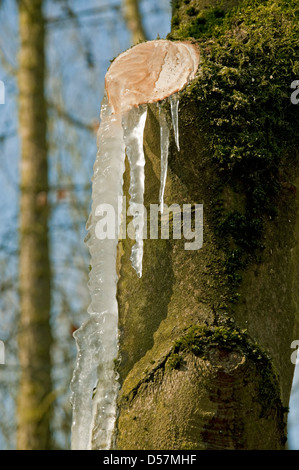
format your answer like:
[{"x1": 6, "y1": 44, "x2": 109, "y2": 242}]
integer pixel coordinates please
[{"x1": 117, "y1": 323, "x2": 286, "y2": 449}]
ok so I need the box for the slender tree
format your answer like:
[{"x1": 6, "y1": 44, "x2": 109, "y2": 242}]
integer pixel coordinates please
[
  {"x1": 114, "y1": 0, "x2": 299, "y2": 449},
  {"x1": 17, "y1": 0, "x2": 53, "y2": 450},
  {"x1": 123, "y1": 0, "x2": 147, "y2": 44}
]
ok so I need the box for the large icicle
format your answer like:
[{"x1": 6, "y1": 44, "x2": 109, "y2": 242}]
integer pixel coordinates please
[
  {"x1": 122, "y1": 105, "x2": 148, "y2": 278},
  {"x1": 70, "y1": 39, "x2": 200, "y2": 452},
  {"x1": 70, "y1": 94, "x2": 125, "y2": 450}
]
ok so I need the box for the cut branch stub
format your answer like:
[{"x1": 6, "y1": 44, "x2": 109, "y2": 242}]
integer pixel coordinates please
[{"x1": 105, "y1": 39, "x2": 200, "y2": 115}]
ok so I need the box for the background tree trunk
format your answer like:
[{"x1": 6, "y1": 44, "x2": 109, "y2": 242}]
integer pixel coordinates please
[
  {"x1": 123, "y1": 0, "x2": 147, "y2": 45},
  {"x1": 17, "y1": 0, "x2": 53, "y2": 450},
  {"x1": 114, "y1": 0, "x2": 299, "y2": 450}
]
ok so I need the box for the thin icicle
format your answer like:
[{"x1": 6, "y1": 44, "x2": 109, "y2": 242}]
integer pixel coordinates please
[
  {"x1": 158, "y1": 102, "x2": 170, "y2": 215},
  {"x1": 122, "y1": 105, "x2": 148, "y2": 278},
  {"x1": 70, "y1": 94, "x2": 125, "y2": 450},
  {"x1": 170, "y1": 93, "x2": 180, "y2": 151}
]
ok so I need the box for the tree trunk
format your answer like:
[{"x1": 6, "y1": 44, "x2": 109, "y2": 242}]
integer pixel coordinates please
[
  {"x1": 113, "y1": 0, "x2": 299, "y2": 450},
  {"x1": 123, "y1": 0, "x2": 147, "y2": 45},
  {"x1": 17, "y1": 0, "x2": 53, "y2": 450}
]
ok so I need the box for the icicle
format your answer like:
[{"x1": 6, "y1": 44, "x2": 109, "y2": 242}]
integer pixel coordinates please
[
  {"x1": 70, "y1": 93, "x2": 125, "y2": 450},
  {"x1": 122, "y1": 105, "x2": 147, "y2": 278},
  {"x1": 70, "y1": 39, "x2": 200, "y2": 452},
  {"x1": 158, "y1": 102, "x2": 170, "y2": 215},
  {"x1": 159, "y1": 94, "x2": 180, "y2": 214},
  {"x1": 170, "y1": 93, "x2": 180, "y2": 151}
]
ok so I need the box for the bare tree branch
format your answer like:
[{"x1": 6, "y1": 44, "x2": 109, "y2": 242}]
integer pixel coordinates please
[
  {"x1": 46, "y1": 5, "x2": 121, "y2": 26},
  {"x1": 47, "y1": 99, "x2": 97, "y2": 132}
]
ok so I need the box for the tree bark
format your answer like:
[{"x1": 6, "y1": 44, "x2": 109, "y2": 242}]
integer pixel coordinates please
[
  {"x1": 17, "y1": 0, "x2": 53, "y2": 450},
  {"x1": 112, "y1": 0, "x2": 299, "y2": 450},
  {"x1": 123, "y1": 0, "x2": 147, "y2": 45}
]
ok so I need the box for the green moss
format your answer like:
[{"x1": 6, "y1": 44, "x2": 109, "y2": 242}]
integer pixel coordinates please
[
  {"x1": 173, "y1": 323, "x2": 248, "y2": 357},
  {"x1": 171, "y1": 5, "x2": 227, "y2": 39},
  {"x1": 169, "y1": 0, "x2": 299, "y2": 289},
  {"x1": 171, "y1": 0, "x2": 180, "y2": 10},
  {"x1": 165, "y1": 353, "x2": 183, "y2": 370},
  {"x1": 172, "y1": 322, "x2": 282, "y2": 415},
  {"x1": 186, "y1": 6, "x2": 197, "y2": 16},
  {"x1": 171, "y1": 15, "x2": 180, "y2": 28}
]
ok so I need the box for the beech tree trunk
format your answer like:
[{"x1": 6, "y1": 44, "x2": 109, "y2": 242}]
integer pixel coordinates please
[
  {"x1": 17, "y1": 0, "x2": 53, "y2": 450},
  {"x1": 112, "y1": 0, "x2": 299, "y2": 450}
]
